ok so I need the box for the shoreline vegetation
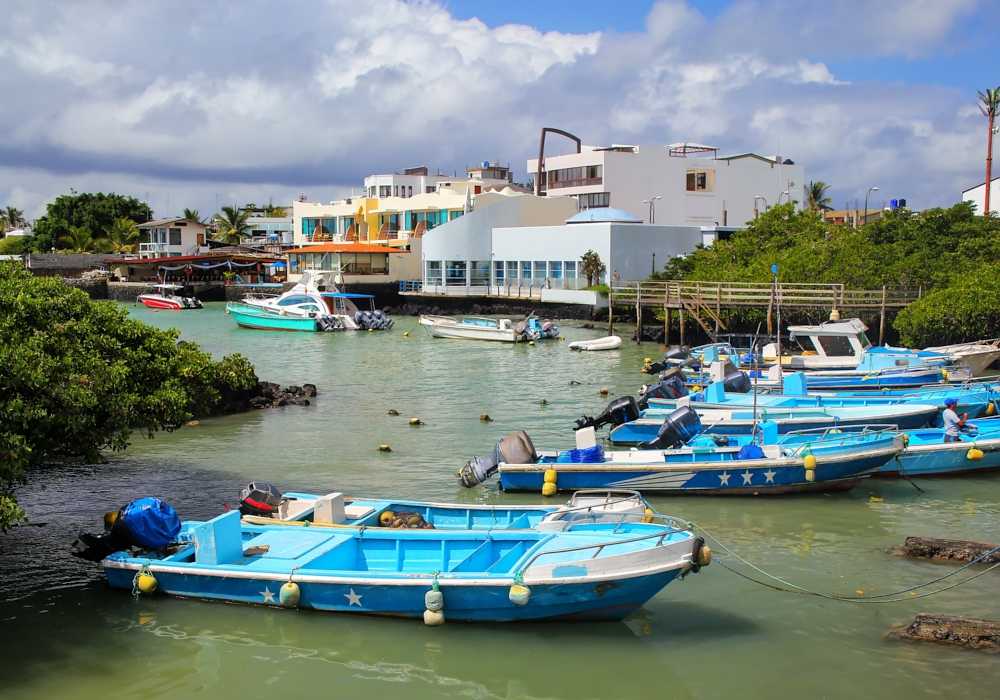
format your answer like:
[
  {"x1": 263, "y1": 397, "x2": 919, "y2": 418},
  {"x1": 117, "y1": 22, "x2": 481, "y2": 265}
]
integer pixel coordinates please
[
  {"x1": 0, "y1": 262, "x2": 263, "y2": 532},
  {"x1": 651, "y1": 201, "x2": 1000, "y2": 347}
]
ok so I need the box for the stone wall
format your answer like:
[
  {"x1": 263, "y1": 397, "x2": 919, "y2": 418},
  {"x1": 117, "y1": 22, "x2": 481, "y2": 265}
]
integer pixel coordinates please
[
  {"x1": 61, "y1": 278, "x2": 108, "y2": 300},
  {"x1": 27, "y1": 253, "x2": 128, "y2": 277},
  {"x1": 108, "y1": 282, "x2": 160, "y2": 302}
]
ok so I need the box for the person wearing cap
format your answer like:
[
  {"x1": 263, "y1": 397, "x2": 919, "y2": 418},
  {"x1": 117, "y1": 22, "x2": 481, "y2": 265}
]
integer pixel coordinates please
[{"x1": 942, "y1": 398, "x2": 967, "y2": 443}]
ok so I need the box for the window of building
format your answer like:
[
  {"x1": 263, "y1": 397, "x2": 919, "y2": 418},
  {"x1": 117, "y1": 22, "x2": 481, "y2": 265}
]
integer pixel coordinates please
[
  {"x1": 445, "y1": 261, "x2": 467, "y2": 286},
  {"x1": 543, "y1": 165, "x2": 602, "y2": 191},
  {"x1": 474, "y1": 185, "x2": 482, "y2": 194},
  {"x1": 686, "y1": 170, "x2": 715, "y2": 192},
  {"x1": 368, "y1": 185, "x2": 376, "y2": 197},
  {"x1": 579, "y1": 192, "x2": 611, "y2": 210},
  {"x1": 379, "y1": 185, "x2": 392, "y2": 198},
  {"x1": 169, "y1": 228, "x2": 182, "y2": 245},
  {"x1": 565, "y1": 261, "x2": 577, "y2": 279},
  {"x1": 550, "y1": 261, "x2": 563, "y2": 279},
  {"x1": 408, "y1": 186, "x2": 412, "y2": 198},
  {"x1": 426, "y1": 186, "x2": 435, "y2": 194},
  {"x1": 506, "y1": 261, "x2": 518, "y2": 281},
  {"x1": 470, "y1": 261, "x2": 490, "y2": 286},
  {"x1": 450, "y1": 210, "x2": 463, "y2": 220},
  {"x1": 425, "y1": 260, "x2": 442, "y2": 285},
  {"x1": 521, "y1": 261, "x2": 531, "y2": 279},
  {"x1": 534, "y1": 261, "x2": 547, "y2": 279}
]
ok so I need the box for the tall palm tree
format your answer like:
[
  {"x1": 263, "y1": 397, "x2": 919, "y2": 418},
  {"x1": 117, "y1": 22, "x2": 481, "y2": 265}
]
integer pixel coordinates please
[
  {"x1": 59, "y1": 226, "x2": 99, "y2": 253},
  {"x1": 183, "y1": 208, "x2": 204, "y2": 223},
  {"x1": 212, "y1": 205, "x2": 250, "y2": 245},
  {"x1": 2, "y1": 206, "x2": 26, "y2": 232},
  {"x1": 805, "y1": 181, "x2": 833, "y2": 211},
  {"x1": 99, "y1": 217, "x2": 139, "y2": 253}
]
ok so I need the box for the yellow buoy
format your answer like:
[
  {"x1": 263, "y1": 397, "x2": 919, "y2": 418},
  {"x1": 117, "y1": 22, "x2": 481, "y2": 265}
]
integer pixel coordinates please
[
  {"x1": 599, "y1": 387, "x2": 609, "y2": 395},
  {"x1": 226, "y1": 309, "x2": 231, "y2": 314},
  {"x1": 423, "y1": 609, "x2": 445, "y2": 626},
  {"x1": 137, "y1": 573, "x2": 158, "y2": 595},
  {"x1": 988, "y1": 401, "x2": 996, "y2": 417},
  {"x1": 542, "y1": 482, "x2": 558, "y2": 497},
  {"x1": 380, "y1": 510, "x2": 395, "y2": 525},
  {"x1": 804, "y1": 454, "x2": 817, "y2": 471},
  {"x1": 368, "y1": 328, "x2": 373, "y2": 333},
  {"x1": 480, "y1": 414, "x2": 492, "y2": 422},
  {"x1": 104, "y1": 511, "x2": 118, "y2": 530},
  {"x1": 528, "y1": 341, "x2": 534, "y2": 346},
  {"x1": 403, "y1": 331, "x2": 409, "y2": 337},
  {"x1": 509, "y1": 584, "x2": 531, "y2": 605},
  {"x1": 968, "y1": 448, "x2": 985, "y2": 462},
  {"x1": 540, "y1": 398, "x2": 548, "y2": 406},
  {"x1": 410, "y1": 418, "x2": 422, "y2": 425},
  {"x1": 543, "y1": 469, "x2": 558, "y2": 484},
  {"x1": 942, "y1": 369, "x2": 949, "y2": 382},
  {"x1": 697, "y1": 545, "x2": 712, "y2": 567},
  {"x1": 378, "y1": 444, "x2": 392, "y2": 452},
  {"x1": 279, "y1": 581, "x2": 300, "y2": 607},
  {"x1": 644, "y1": 358, "x2": 652, "y2": 365},
  {"x1": 642, "y1": 508, "x2": 654, "y2": 524},
  {"x1": 805, "y1": 470, "x2": 816, "y2": 482}
]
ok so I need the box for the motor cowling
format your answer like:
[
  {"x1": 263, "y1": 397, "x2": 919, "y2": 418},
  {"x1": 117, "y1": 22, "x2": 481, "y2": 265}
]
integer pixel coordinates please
[
  {"x1": 541, "y1": 320, "x2": 559, "y2": 338},
  {"x1": 722, "y1": 370, "x2": 752, "y2": 394},
  {"x1": 643, "y1": 347, "x2": 689, "y2": 374},
  {"x1": 636, "y1": 406, "x2": 703, "y2": 450},
  {"x1": 239, "y1": 482, "x2": 284, "y2": 517},
  {"x1": 574, "y1": 396, "x2": 641, "y2": 431},
  {"x1": 71, "y1": 497, "x2": 181, "y2": 562},
  {"x1": 638, "y1": 368, "x2": 689, "y2": 409},
  {"x1": 458, "y1": 430, "x2": 538, "y2": 487}
]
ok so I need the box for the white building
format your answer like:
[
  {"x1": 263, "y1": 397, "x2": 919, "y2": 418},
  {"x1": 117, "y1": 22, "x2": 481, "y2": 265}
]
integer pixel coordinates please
[
  {"x1": 962, "y1": 177, "x2": 1000, "y2": 215},
  {"x1": 363, "y1": 162, "x2": 513, "y2": 200},
  {"x1": 137, "y1": 218, "x2": 210, "y2": 258},
  {"x1": 420, "y1": 202, "x2": 704, "y2": 302},
  {"x1": 527, "y1": 142, "x2": 805, "y2": 227}
]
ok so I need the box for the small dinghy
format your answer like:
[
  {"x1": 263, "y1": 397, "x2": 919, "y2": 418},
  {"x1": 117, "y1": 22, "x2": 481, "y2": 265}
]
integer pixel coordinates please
[
  {"x1": 75, "y1": 493, "x2": 709, "y2": 623},
  {"x1": 569, "y1": 336, "x2": 622, "y2": 351}
]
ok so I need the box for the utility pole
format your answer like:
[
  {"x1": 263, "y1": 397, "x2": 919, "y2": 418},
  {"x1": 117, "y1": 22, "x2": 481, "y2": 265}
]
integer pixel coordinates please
[{"x1": 979, "y1": 87, "x2": 1000, "y2": 215}]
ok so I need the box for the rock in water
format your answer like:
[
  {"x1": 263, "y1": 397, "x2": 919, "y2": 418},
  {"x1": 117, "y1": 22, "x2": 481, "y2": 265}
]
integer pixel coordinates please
[
  {"x1": 888, "y1": 613, "x2": 1000, "y2": 649},
  {"x1": 893, "y1": 536, "x2": 1000, "y2": 564}
]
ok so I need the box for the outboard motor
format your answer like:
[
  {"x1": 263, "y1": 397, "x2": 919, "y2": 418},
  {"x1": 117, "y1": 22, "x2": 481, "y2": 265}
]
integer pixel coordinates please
[
  {"x1": 72, "y1": 497, "x2": 182, "y2": 562},
  {"x1": 541, "y1": 320, "x2": 559, "y2": 338},
  {"x1": 458, "y1": 430, "x2": 538, "y2": 487},
  {"x1": 239, "y1": 482, "x2": 284, "y2": 517},
  {"x1": 575, "y1": 396, "x2": 641, "y2": 431},
  {"x1": 636, "y1": 406, "x2": 703, "y2": 450},
  {"x1": 643, "y1": 346, "x2": 689, "y2": 374},
  {"x1": 722, "y1": 370, "x2": 753, "y2": 394},
  {"x1": 637, "y1": 368, "x2": 689, "y2": 410}
]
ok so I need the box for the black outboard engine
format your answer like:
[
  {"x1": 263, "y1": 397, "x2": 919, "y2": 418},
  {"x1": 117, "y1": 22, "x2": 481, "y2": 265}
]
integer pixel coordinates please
[
  {"x1": 239, "y1": 482, "x2": 284, "y2": 517},
  {"x1": 636, "y1": 406, "x2": 703, "y2": 450},
  {"x1": 72, "y1": 497, "x2": 182, "y2": 562},
  {"x1": 722, "y1": 370, "x2": 752, "y2": 394},
  {"x1": 643, "y1": 346, "x2": 689, "y2": 374},
  {"x1": 637, "y1": 368, "x2": 689, "y2": 410},
  {"x1": 458, "y1": 430, "x2": 538, "y2": 487},
  {"x1": 541, "y1": 320, "x2": 559, "y2": 338},
  {"x1": 575, "y1": 396, "x2": 641, "y2": 431}
]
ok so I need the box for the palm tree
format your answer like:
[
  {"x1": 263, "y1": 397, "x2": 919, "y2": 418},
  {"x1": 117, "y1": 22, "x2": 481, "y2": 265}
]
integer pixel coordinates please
[
  {"x1": 183, "y1": 208, "x2": 204, "y2": 223},
  {"x1": 979, "y1": 86, "x2": 1000, "y2": 215},
  {"x1": 2, "y1": 206, "x2": 26, "y2": 232},
  {"x1": 59, "y1": 226, "x2": 99, "y2": 253},
  {"x1": 212, "y1": 205, "x2": 251, "y2": 245},
  {"x1": 805, "y1": 181, "x2": 833, "y2": 211},
  {"x1": 99, "y1": 217, "x2": 139, "y2": 253}
]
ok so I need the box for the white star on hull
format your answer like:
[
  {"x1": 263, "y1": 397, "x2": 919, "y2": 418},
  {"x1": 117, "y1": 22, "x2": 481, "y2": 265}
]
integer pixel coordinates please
[
  {"x1": 345, "y1": 588, "x2": 363, "y2": 607},
  {"x1": 718, "y1": 472, "x2": 731, "y2": 485},
  {"x1": 260, "y1": 587, "x2": 275, "y2": 603},
  {"x1": 741, "y1": 471, "x2": 754, "y2": 485},
  {"x1": 764, "y1": 470, "x2": 776, "y2": 483}
]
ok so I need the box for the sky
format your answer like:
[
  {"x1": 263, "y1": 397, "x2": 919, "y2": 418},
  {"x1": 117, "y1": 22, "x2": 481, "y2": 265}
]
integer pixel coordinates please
[{"x1": 1, "y1": 0, "x2": 997, "y2": 222}]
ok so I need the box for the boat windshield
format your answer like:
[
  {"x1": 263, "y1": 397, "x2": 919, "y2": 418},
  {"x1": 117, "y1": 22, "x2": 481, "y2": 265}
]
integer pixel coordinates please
[
  {"x1": 816, "y1": 335, "x2": 856, "y2": 357},
  {"x1": 795, "y1": 336, "x2": 819, "y2": 353},
  {"x1": 858, "y1": 331, "x2": 873, "y2": 350}
]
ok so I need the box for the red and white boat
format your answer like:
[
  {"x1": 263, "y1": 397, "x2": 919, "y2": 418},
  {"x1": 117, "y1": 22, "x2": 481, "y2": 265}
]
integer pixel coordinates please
[{"x1": 137, "y1": 284, "x2": 204, "y2": 310}]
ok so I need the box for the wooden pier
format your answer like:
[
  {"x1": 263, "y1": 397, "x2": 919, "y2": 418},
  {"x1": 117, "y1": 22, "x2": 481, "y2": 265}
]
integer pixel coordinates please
[{"x1": 608, "y1": 281, "x2": 923, "y2": 345}]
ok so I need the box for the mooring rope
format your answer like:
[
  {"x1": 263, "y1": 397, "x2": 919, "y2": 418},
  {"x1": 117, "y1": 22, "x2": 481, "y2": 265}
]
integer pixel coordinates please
[{"x1": 695, "y1": 524, "x2": 1000, "y2": 604}]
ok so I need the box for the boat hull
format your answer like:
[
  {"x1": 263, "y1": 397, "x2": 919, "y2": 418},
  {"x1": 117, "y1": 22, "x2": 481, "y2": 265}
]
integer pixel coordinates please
[
  {"x1": 419, "y1": 318, "x2": 516, "y2": 342},
  {"x1": 569, "y1": 336, "x2": 622, "y2": 351},
  {"x1": 138, "y1": 295, "x2": 185, "y2": 310},
  {"x1": 227, "y1": 304, "x2": 319, "y2": 331},
  {"x1": 103, "y1": 564, "x2": 679, "y2": 622},
  {"x1": 878, "y1": 434, "x2": 1000, "y2": 476}
]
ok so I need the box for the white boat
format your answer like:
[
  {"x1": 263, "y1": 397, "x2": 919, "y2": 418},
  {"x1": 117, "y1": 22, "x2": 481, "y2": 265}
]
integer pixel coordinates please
[
  {"x1": 229, "y1": 270, "x2": 392, "y2": 332},
  {"x1": 137, "y1": 284, "x2": 203, "y2": 310},
  {"x1": 569, "y1": 336, "x2": 622, "y2": 351},
  {"x1": 419, "y1": 315, "x2": 518, "y2": 342},
  {"x1": 924, "y1": 339, "x2": 1000, "y2": 376}
]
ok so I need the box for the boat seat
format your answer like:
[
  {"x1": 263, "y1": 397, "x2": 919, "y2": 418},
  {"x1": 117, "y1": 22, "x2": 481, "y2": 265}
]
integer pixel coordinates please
[{"x1": 193, "y1": 510, "x2": 244, "y2": 565}]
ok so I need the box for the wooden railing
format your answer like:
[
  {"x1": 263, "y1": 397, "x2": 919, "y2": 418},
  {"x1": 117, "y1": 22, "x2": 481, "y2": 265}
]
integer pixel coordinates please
[{"x1": 610, "y1": 281, "x2": 922, "y2": 310}]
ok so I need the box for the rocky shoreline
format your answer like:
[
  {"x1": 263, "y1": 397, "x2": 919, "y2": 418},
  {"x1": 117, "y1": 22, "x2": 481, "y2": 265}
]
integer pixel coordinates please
[{"x1": 210, "y1": 381, "x2": 317, "y2": 415}]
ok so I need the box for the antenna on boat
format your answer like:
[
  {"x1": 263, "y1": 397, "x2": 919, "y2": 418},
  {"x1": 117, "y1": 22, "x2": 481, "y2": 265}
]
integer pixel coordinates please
[{"x1": 751, "y1": 322, "x2": 762, "y2": 445}]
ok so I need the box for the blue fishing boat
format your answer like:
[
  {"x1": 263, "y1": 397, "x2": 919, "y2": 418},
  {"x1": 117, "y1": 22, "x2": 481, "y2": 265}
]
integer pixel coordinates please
[
  {"x1": 877, "y1": 423, "x2": 1000, "y2": 476},
  {"x1": 459, "y1": 422, "x2": 904, "y2": 495},
  {"x1": 97, "y1": 509, "x2": 705, "y2": 623}
]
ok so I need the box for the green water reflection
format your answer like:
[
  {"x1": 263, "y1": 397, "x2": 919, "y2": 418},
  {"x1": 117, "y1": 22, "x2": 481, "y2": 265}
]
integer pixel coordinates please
[{"x1": 2, "y1": 303, "x2": 1000, "y2": 699}]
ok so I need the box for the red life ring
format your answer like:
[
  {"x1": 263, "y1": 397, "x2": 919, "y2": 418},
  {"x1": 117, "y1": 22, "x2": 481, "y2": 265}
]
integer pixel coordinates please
[{"x1": 184, "y1": 265, "x2": 193, "y2": 274}]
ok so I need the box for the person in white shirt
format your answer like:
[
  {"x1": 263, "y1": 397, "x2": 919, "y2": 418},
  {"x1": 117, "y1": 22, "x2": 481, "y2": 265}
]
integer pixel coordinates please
[{"x1": 942, "y1": 397, "x2": 967, "y2": 443}]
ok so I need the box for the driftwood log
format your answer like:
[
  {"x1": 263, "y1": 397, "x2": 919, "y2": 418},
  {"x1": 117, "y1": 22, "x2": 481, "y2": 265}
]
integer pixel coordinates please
[
  {"x1": 892, "y1": 536, "x2": 1000, "y2": 564},
  {"x1": 888, "y1": 614, "x2": 1000, "y2": 650}
]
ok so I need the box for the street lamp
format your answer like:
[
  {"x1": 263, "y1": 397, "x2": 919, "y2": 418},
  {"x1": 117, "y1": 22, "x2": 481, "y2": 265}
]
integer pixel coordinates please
[
  {"x1": 754, "y1": 196, "x2": 767, "y2": 219},
  {"x1": 864, "y1": 186, "x2": 878, "y2": 225},
  {"x1": 781, "y1": 190, "x2": 790, "y2": 204},
  {"x1": 642, "y1": 196, "x2": 662, "y2": 223}
]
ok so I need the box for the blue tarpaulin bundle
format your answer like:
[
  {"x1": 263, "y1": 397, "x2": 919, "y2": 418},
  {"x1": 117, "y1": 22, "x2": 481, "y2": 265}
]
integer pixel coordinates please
[
  {"x1": 736, "y1": 444, "x2": 765, "y2": 460},
  {"x1": 120, "y1": 497, "x2": 181, "y2": 549},
  {"x1": 556, "y1": 445, "x2": 606, "y2": 463}
]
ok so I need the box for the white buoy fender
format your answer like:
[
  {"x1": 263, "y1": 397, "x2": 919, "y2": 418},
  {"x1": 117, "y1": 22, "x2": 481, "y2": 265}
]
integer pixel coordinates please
[{"x1": 280, "y1": 581, "x2": 301, "y2": 607}]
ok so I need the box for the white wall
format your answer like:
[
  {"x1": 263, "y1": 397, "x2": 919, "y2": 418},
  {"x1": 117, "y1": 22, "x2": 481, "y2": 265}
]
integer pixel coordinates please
[
  {"x1": 609, "y1": 225, "x2": 703, "y2": 280},
  {"x1": 963, "y1": 178, "x2": 1000, "y2": 215}
]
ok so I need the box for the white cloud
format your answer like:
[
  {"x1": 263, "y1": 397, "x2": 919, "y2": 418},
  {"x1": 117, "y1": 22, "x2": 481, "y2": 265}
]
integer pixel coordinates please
[{"x1": 0, "y1": 0, "x2": 991, "y2": 216}]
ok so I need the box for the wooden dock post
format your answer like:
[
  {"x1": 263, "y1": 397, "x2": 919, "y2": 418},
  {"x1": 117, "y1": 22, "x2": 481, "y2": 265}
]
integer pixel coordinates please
[
  {"x1": 679, "y1": 310, "x2": 686, "y2": 346},
  {"x1": 879, "y1": 285, "x2": 888, "y2": 346},
  {"x1": 664, "y1": 306, "x2": 670, "y2": 346},
  {"x1": 635, "y1": 283, "x2": 642, "y2": 344}
]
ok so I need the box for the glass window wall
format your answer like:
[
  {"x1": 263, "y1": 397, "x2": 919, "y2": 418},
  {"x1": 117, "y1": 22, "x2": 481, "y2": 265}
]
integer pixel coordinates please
[
  {"x1": 445, "y1": 261, "x2": 467, "y2": 286},
  {"x1": 425, "y1": 261, "x2": 442, "y2": 285}
]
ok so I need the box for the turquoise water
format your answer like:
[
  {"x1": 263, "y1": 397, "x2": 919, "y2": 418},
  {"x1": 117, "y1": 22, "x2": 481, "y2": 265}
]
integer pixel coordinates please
[{"x1": 2, "y1": 302, "x2": 1000, "y2": 699}]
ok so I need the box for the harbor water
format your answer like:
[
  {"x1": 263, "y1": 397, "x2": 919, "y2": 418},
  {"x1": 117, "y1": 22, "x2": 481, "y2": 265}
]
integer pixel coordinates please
[{"x1": 2, "y1": 303, "x2": 1000, "y2": 699}]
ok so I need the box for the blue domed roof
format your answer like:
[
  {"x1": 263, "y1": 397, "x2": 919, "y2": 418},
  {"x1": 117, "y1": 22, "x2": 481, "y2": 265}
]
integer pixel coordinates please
[{"x1": 566, "y1": 208, "x2": 643, "y2": 224}]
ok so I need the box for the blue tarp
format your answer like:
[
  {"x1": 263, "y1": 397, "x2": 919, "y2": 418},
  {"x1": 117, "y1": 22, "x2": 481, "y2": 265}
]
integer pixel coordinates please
[{"x1": 121, "y1": 497, "x2": 181, "y2": 549}]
